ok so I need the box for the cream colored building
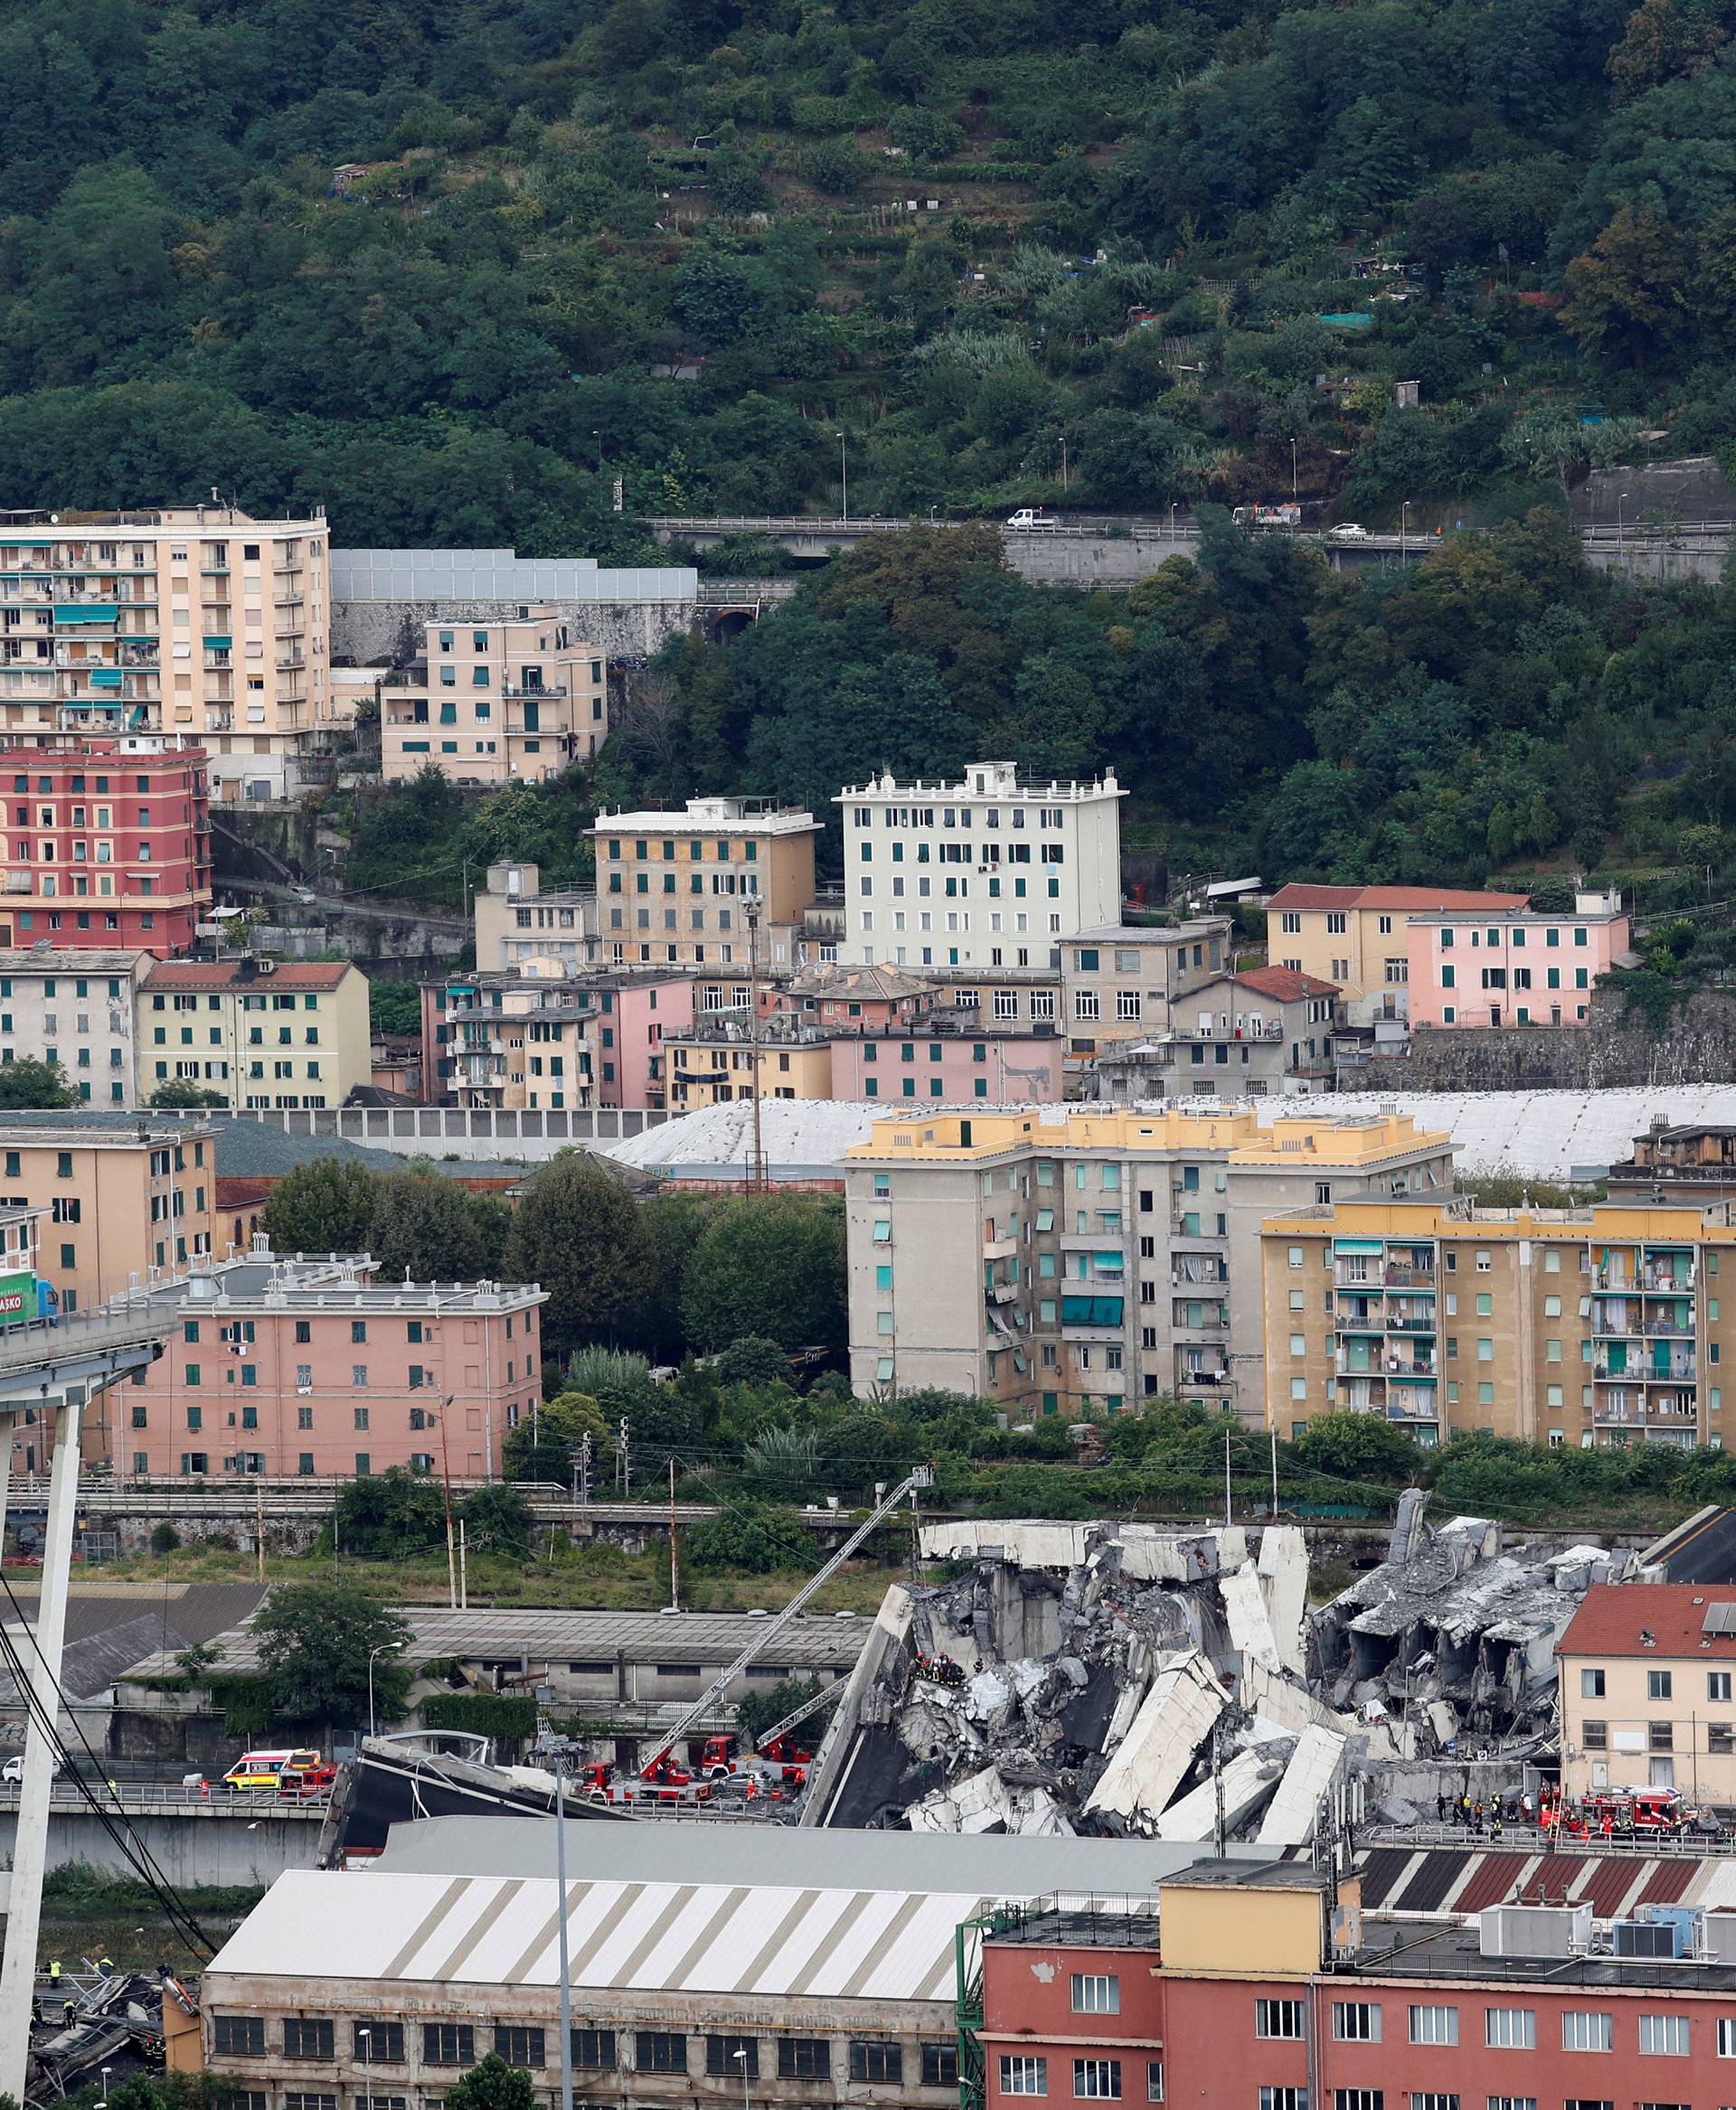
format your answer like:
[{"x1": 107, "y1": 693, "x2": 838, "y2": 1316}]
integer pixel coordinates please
[
  {"x1": 844, "y1": 1106, "x2": 1453, "y2": 1420},
  {"x1": 1558, "y1": 1583, "x2": 1736, "y2": 1800},
  {"x1": 1061, "y1": 920, "x2": 1232, "y2": 1056},
  {"x1": 137, "y1": 959, "x2": 370, "y2": 1110},
  {"x1": 475, "y1": 862, "x2": 599, "y2": 973},
  {"x1": 0, "y1": 506, "x2": 332, "y2": 801},
  {"x1": 594, "y1": 797, "x2": 821, "y2": 971},
  {"x1": 1260, "y1": 1197, "x2": 1736, "y2": 1450},
  {"x1": 1264, "y1": 883, "x2": 1530, "y2": 1025},
  {"x1": 382, "y1": 609, "x2": 606, "y2": 786},
  {"x1": 0, "y1": 947, "x2": 149, "y2": 1107}
]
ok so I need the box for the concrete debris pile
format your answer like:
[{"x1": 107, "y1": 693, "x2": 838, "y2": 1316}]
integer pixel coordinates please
[
  {"x1": 1310, "y1": 1496, "x2": 1635, "y2": 1755},
  {"x1": 801, "y1": 1520, "x2": 1357, "y2": 1842}
]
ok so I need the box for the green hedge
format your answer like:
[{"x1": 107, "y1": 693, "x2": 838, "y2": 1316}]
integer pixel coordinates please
[{"x1": 421, "y1": 1692, "x2": 538, "y2": 1738}]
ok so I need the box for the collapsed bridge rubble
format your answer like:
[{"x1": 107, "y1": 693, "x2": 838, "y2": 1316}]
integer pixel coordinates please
[{"x1": 797, "y1": 1509, "x2": 1625, "y2": 1842}]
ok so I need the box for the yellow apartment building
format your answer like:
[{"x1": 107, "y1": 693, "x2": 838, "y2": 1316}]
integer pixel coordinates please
[
  {"x1": 1265, "y1": 882, "x2": 1529, "y2": 1024},
  {"x1": 0, "y1": 506, "x2": 331, "y2": 802},
  {"x1": 0, "y1": 1116, "x2": 218, "y2": 1317},
  {"x1": 381, "y1": 609, "x2": 606, "y2": 786},
  {"x1": 593, "y1": 797, "x2": 821, "y2": 971},
  {"x1": 137, "y1": 958, "x2": 370, "y2": 1110},
  {"x1": 1260, "y1": 1197, "x2": 1736, "y2": 1449},
  {"x1": 845, "y1": 1105, "x2": 1453, "y2": 1418}
]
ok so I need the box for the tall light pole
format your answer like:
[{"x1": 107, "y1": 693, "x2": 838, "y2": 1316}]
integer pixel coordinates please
[
  {"x1": 536, "y1": 1736, "x2": 579, "y2": 2110},
  {"x1": 835, "y1": 431, "x2": 848, "y2": 523},
  {"x1": 745, "y1": 900, "x2": 765, "y2": 1193},
  {"x1": 1288, "y1": 434, "x2": 1297, "y2": 498},
  {"x1": 367, "y1": 1642, "x2": 400, "y2": 1739},
  {"x1": 1618, "y1": 489, "x2": 1629, "y2": 559},
  {"x1": 1400, "y1": 500, "x2": 1410, "y2": 561},
  {"x1": 733, "y1": 2043, "x2": 751, "y2": 2110},
  {"x1": 1060, "y1": 435, "x2": 1069, "y2": 491},
  {"x1": 358, "y1": 2027, "x2": 373, "y2": 2110}
]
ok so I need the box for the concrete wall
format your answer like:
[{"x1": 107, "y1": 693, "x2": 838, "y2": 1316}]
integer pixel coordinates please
[{"x1": 0, "y1": 1808, "x2": 318, "y2": 1885}]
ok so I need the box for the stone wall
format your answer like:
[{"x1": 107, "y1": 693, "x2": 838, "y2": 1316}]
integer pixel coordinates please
[
  {"x1": 333, "y1": 595, "x2": 703, "y2": 665},
  {"x1": 1354, "y1": 992, "x2": 1736, "y2": 1091}
]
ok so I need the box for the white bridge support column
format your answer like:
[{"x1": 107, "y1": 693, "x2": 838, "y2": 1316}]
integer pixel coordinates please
[{"x1": 0, "y1": 1392, "x2": 84, "y2": 2104}]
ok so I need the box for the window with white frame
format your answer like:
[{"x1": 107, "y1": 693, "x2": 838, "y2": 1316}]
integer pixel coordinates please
[
  {"x1": 1409, "y1": 2008, "x2": 1458, "y2": 2047},
  {"x1": 1334, "y1": 2095, "x2": 1382, "y2": 2110},
  {"x1": 1003, "y1": 2058, "x2": 1048, "y2": 2096},
  {"x1": 1718, "y1": 2017, "x2": 1736, "y2": 2058},
  {"x1": 1147, "y1": 2066, "x2": 1164, "y2": 2104},
  {"x1": 1561, "y1": 2013, "x2": 1612, "y2": 2053},
  {"x1": 1333, "y1": 2004, "x2": 1381, "y2": 2043},
  {"x1": 1256, "y1": 2002, "x2": 1305, "y2": 2040},
  {"x1": 1258, "y1": 2092, "x2": 1307, "y2": 2110},
  {"x1": 1638, "y1": 2015, "x2": 1689, "y2": 2057},
  {"x1": 1074, "y1": 2061, "x2": 1121, "y2": 2100},
  {"x1": 1484, "y1": 2010, "x2": 1534, "y2": 2049},
  {"x1": 1410, "y1": 2097, "x2": 1458, "y2": 2110},
  {"x1": 1486, "y1": 2100, "x2": 1536, "y2": 2110},
  {"x1": 1072, "y1": 1975, "x2": 1119, "y2": 2015}
]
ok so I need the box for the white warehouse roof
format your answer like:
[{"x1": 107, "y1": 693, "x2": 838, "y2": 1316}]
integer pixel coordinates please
[{"x1": 212, "y1": 1867, "x2": 995, "y2": 2002}]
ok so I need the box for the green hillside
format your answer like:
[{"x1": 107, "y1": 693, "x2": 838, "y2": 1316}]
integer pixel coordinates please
[{"x1": 5, "y1": 0, "x2": 1735, "y2": 537}]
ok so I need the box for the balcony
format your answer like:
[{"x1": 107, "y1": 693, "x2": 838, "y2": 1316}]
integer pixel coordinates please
[
  {"x1": 1388, "y1": 1314, "x2": 1438, "y2": 1334},
  {"x1": 1172, "y1": 1309, "x2": 1228, "y2": 1337},
  {"x1": 1171, "y1": 1268, "x2": 1226, "y2": 1289},
  {"x1": 1173, "y1": 1219, "x2": 1226, "y2": 1241},
  {"x1": 1166, "y1": 1020, "x2": 1284, "y2": 1042},
  {"x1": 504, "y1": 684, "x2": 568, "y2": 700},
  {"x1": 1385, "y1": 1389, "x2": 1440, "y2": 1422},
  {"x1": 982, "y1": 1231, "x2": 1018, "y2": 1259}
]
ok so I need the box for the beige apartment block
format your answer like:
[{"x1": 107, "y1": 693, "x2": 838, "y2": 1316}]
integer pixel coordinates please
[
  {"x1": 1260, "y1": 1197, "x2": 1736, "y2": 1451},
  {"x1": 1265, "y1": 882, "x2": 1530, "y2": 1024},
  {"x1": 382, "y1": 609, "x2": 606, "y2": 786},
  {"x1": 0, "y1": 947, "x2": 149, "y2": 1107},
  {"x1": 137, "y1": 958, "x2": 370, "y2": 1110},
  {"x1": 1060, "y1": 920, "x2": 1232, "y2": 1056},
  {"x1": 475, "y1": 862, "x2": 599, "y2": 973},
  {"x1": 0, "y1": 506, "x2": 331, "y2": 802},
  {"x1": 594, "y1": 797, "x2": 821, "y2": 970},
  {"x1": 0, "y1": 1115, "x2": 218, "y2": 1318},
  {"x1": 1558, "y1": 1584, "x2": 1736, "y2": 1800},
  {"x1": 844, "y1": 1106, "x2": 1453, "y2": 1421}
]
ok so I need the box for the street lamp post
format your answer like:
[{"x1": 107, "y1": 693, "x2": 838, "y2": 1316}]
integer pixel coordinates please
[
  {"x1": 1400, "y1": 500, "x2": 1410, "y2": 561},
  {"x1": 1060, "y1": 435, "x2": 1069, "y2": 491},
  {"x1": 835, "y1": 432, "x2": 848, "y2": 523},
  {"x1": 1618, "y1": 489, "x2": 1629, "y2": 560},
  {"x1": 733, "y1": 2044, "x2": 751, "y2": 2110},
  {"x1": 537, "y1": 1736, "x2": 579, "y2": 2110},
  {"x1": 359, "y1": 2027, "x2": 373, "y2": 2110},
  {"x1": 366, "y1": 1643, "x2": 400, "y2": 1739},
  {"x1": 1289, "y1": 434, "x2": 1297, "y2": 498}
]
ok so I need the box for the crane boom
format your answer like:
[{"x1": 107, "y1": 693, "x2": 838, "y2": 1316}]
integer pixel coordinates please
[
  {"x1": 642, "y1": 1466, "x2": 931, "y2": 1771},
  {"x1": 753, "y1": 1675, "x2": 844, "y2": 1753}
]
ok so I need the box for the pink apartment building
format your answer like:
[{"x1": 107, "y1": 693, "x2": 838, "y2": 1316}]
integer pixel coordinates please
[
  {"x1": 828, "y1": 1026, "x2": 1063, "y2": 1101},
  {"x1": 1406, "y1": 888, "x2": 1632, "y2": 1029},
  {"x1": 103, "y1": 1240, "x2": 544, "y2": 1481}
]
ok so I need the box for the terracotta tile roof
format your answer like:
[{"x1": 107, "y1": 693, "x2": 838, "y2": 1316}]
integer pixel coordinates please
[
  {"x1": 1557, "y1": 1581, "x2": 1736, "y2": 1661},
  {"x1": 1266, "y1": 883, "x2": 1532, "y2": 913},
  {"x1": 140, "y1": 960, "x2": 354, "y2": 992},
  {"x1": 1231, "y1": 965, "x2": 1338, "y2": 1002}
]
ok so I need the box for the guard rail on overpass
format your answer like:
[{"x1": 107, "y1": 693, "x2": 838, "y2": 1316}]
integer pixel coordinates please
[
  {"x1": 0, "y1": 1309, "x2": 172, "y2": 1405},
  {"x1": 0, "y1": 1779, "x2": 329, "y2": 1820}
]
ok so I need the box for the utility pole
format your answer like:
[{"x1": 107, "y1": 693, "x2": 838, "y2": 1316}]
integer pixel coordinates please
[
  {"x1": 1270, "y1": 1427, "x2": 1279, "y2": 1519},
  {"x1": 1223, "y1": 1426, "x2": 1231, "y2": 1527},
  {"x1": 667, "y1": 1455, "x2": 679, "y2": 1612},
  {"x1": 437, "y1": 1394, "x2": 458, "y2": 1609},
  {"x1": 458, "y1": 1517, "x2": 468, "y2": 1610},
  {"x1": 256, "y1": 1476, "x2": 265, "y2": 1584},
  {"x1": 835, "y1": 432, "x2": 848, "y2": 523},
  {"x1": 618, "y1": 1417, "x2": 631, "y2": 1500},
  {"x1": 534, "y1": 1736, "x2": 579, "y2": 2110},
  {"x1": 745, "y1": 900, "x2": 766, "y2": 1193}
]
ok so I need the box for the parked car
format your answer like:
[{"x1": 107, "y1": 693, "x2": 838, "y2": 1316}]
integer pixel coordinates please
[{"x1": 1330, "y1": 523, "x2": 1371, "y2": 541}]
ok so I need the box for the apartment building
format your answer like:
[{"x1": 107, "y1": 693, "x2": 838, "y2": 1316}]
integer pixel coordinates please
[
  {"x1": 382, "y1": 610, "x2": 606, "y2": 786},
  {"x1": 0, "y1": 1202, "x2": 47, "y2": 1323},
  {"x1": 137, "y1": 958, "x2": 370, "y2": 1110},
  {"x1": 1407, "y1": 889, "x2": 1633, "y2": 1028},
  {"x1": 99, "y1": 1241, "x2": 543, "y2": 1480},
  {"x1": 0, "y1": 507, "x2": 331, "y2": 801},
  {"x1": 474, "y1": 861, "x2": 599, "y2": 974},
  {"x1": 1061, "y1": 918, "x2": 1232, "y2": 1056},
  {"x1": 1609, "y1": 1120, "x2": 1736, "y2": 1201},
  {"x1": 594, "y1": 797, "x2": 821, "y2": 970},
  {"x1": 425, "y1": 969, "x2": 691, "y2": 1110},
  {"x1": 1261, "y1": 1197, "x2": 1736, "y2": 1451},
  {"x1": 844, "y1": 1107, "x2": 1453, "y2": 1419},
  {"x1": 1094, "y1": 966, "x2": 1338, "y2": 1102},
  {"x1": 0, "y1": 948, "x2": 148, "y2": 1106},
  {"x1": 982, "y1": 1856, "x2": 1736, "y2": 2110},
  {"x1": 1558, "y1": 1582, "x2": 1736, "y2": 1799},
  {"x1": 0, "y1": 739, "x2": 212, "y2": 956},
  {"x1": 665, "y1": 1016, "x2": 1063, "y2": 1113},
  {"x1": 0, "y1": 1115, "x2": 217, "y2": 1314},
  {"x1": 838, "y1": 761, "x2": 1125, "y2": 972},
  {"x1": 1266, "y1": 881, "x2": 1530, "y2": 1024}
]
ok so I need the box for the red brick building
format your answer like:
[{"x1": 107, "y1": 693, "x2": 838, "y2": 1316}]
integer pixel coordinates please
[
  {"x1": 0, "y1": 739, "x2": 212, "y2": 956},
  {"x1": 980, "y1": 1859, "x2": 1736, "y2": 2110}
]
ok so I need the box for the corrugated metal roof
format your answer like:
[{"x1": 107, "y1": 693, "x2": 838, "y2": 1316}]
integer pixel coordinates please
[
  {"x1": 331, "y1": 550, "x2": 698, "y2": 605},
  {"x1": 372, "y1": 1816, "x2": 1256, "y2": 1896}
]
